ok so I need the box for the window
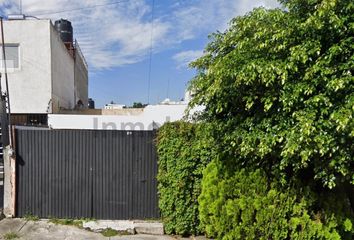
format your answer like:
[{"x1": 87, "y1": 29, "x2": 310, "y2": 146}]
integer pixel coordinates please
[{"x1": 0, "y1": 44, "x2": 19, "y2": 69}]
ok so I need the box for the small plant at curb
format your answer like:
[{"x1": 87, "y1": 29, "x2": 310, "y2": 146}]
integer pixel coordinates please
[
  {"x1": 49, "y1": 217, "x2": 94, "y2": 228},
  {"x1": 3, "y1": 232, "x2": 19, "y2": 240},
  {"x1": 141, "y1": 218, "x2": 161, "y2": 222},
  {"x1": 100, "y1": 228, "x2": 119, "y2": 237},
  {"x1": 23, "y1": 213, "x2": 39, "y2": 221},
  {"x1": 49, "y1": 218, "x2": 79, "y2": 227}
]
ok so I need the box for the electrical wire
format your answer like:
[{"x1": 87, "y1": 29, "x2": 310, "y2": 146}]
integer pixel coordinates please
[
  {"x1": 28, "y1": 0, "x2": 131, "y2": 16},
  {"x1": 25, "y1": 15, "x2": 41, "y2": 20},
  {"x1": 147, "y1": 0, "x2": 155, "y2": 104}
]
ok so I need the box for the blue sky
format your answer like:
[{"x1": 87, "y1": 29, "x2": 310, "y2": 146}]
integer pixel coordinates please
[{"x1": 0, "y1": 0, "x2": 279, "y2": 107}]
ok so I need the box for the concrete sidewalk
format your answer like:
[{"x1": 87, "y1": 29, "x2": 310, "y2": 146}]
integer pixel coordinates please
[{"x1": 0, "y1": 218, "x2": 179, "y2": 240}]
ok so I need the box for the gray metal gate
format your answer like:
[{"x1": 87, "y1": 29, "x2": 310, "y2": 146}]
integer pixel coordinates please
[{"x1": 15, "y1": 128, "x2": 159, "y2": 219}]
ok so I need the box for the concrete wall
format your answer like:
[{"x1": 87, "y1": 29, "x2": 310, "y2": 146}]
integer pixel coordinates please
[
  {"x1": 50, "y1": 24, "x2": 75, "y2": 113},
  {"x1": 58, "y1": 108, "x2": 143, "y2": 115},
  {"x1": 3, "y1": 146, "x2": 15, "y2": 217},
  {"x1": 74, "y1": 45, "x2": 88, "y2": 108},
  {"x1": 48, "y1": 104, "x2": 189, "y2": 130},
  {"x1": 1, "y1": 19, "x2": 86, "y2": 114},
  {"x1": 1, "y1": 20, "x2": 52, "y2": 114},
  {"x1": 59, "y1": 109, "x2": 103, "y2": 115},
  {"x1": 102, "y1": 108, "x2": 144, "y2": 115}
]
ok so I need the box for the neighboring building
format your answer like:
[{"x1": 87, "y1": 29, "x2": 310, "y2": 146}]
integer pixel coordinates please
[
  {"x1": 48, "y1": 103, "x2": 188, "y2": 130},
  {"x1": 104, "y1": 103, "x2": 126, "y2": 110},
  {"x1": 47, "y1": 91, "x2": 204, "y2": 130},
  {"x1": 160, "y1": 91, "x2": 193, "y2": 105},
  {"x1": 0, "y1": 18, "x2": 88, "y2": 124}
]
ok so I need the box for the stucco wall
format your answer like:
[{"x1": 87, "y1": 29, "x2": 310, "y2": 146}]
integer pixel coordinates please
[
  {"x1": 1, "y1": 20, "x2": 52, "y2": 113},
  {"x1": 74, "y1": 46, "x2": 88, "y2": 108},
  {"x1": 50, "y1": 23, "x2": 75, "y2": 113},
  {"x1": 48, "y1": 104, "x2": 189, "y2": 130}
]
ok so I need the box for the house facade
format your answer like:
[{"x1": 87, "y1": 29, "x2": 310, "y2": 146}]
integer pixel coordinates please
[{"x1": 0, "y1": 18, "x2": 88, "y2": 124}]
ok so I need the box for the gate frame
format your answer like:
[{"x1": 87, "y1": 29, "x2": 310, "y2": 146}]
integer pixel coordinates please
[{"x1": 12, "y1": 127, "x2": 159, "y2": 219}]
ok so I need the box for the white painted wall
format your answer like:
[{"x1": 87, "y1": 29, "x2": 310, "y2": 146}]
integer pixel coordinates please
[
  {"x1": 48, "y1": 104, "x2": 189, "y2": 130},
  {"x1": 1, "y1": 19, "x2": 88, "y2": 114},
  {"x1": 50, "y1": 24, "x2": 75, "y2": 112},
  {"x1": 74, "y1": 46, "x2": 88, "y2": 107},
  {"x1": 1, "y1": 20, "x2": 52, "y2": 113}
]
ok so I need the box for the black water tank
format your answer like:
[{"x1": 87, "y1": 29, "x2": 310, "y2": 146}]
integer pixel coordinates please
[
  {"x1": 88, "y1": 98, "x2": 95, "y2": 109},
  {"x1": 54, "y1": 19, "x2": 73, "y2": 43}
]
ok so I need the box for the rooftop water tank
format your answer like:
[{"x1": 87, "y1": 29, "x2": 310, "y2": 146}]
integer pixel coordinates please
[
  {"x1": 54, "y1": 19, "x2": 73, "y2": 43},
  {"x1": 88, "y1": 98, "x2": 95, "y2": 109}
]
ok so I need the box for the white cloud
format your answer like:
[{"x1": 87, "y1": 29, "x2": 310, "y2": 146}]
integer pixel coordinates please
[
  {"x1": 0, "y1": 0, "x2": 170, "y2": 69},
  {"x1": 173, "y1": 50, "x2": 204, "y2": 69},
  {"x1": 169, "y1": 0, "x2": 280, "y2": 42},
  {"x1": 0, "y1": 0, "x2": 280, "y2": 70}
]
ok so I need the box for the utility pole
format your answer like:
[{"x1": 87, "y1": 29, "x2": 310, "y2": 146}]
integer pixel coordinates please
[
  {"x1": 1, "y1": 16, "x2": 16, "y2": 219},
  {"x1": 0, "y1": 17, "x2": 12, "y2": 147}
]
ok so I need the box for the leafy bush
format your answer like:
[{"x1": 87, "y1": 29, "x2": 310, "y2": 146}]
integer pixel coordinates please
[
  {"x1": 156, "y1": 0, "x2": 354, "y2": 238},
  {"x1": 199, "y1": 160, "x2": 354, "y2": 240},
  {"x1": 189, "y1": 0, "x2": 354, "y2": 191},
  {"x1": 188, "y1": 2, "x2": 354, "y2": 236},
  {"x1": 156, "y1": 121, "x2": 214, "y2": 235}
]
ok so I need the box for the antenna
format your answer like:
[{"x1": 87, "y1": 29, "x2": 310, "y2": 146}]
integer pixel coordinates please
[
  {"x1": 147, "y1": 0, "x2": 155, "y2": 104},
  {"x1": 19, "y1": 0, "x2": 23, "y2": 14},
  {"x1": 166, "y1": 78, "x2": 170, "y2": 99}
]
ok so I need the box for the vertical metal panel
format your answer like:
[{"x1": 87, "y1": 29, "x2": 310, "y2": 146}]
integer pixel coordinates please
[
  {"x1": 132, "y1": 131, "x2": 159, "y2": 219},
  {"x1": 92, "y1": 130, "x2": 134, "y2": 219},
  {"x1": 15, "y1": 128, "x2": 159, "y2": 220},
  {"x1": 16, "y1": 129, "x2": 93, "y2": 218}
]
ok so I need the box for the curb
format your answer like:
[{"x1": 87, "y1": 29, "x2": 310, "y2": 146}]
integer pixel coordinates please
[{"x1": 83, "y1": 220, "x2": 164, "y2": 235}]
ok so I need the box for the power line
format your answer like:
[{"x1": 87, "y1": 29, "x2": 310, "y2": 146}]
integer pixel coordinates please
[
  {"x1": 29, "y1": 0, "x2": 131, "y2": 16},
  {"x1": 147, "y1": 0, "x2": 155, "y2": 104}
]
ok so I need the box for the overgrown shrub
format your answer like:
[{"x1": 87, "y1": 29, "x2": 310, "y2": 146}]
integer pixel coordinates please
[
  {"x1": 199, "y1": 160, "x2": 354, "y2": 240},
  {"x1": 156, "y1": 121, "x2": 213, "y2": 235},
  {"x1": 189, "y1": 0, "x2": 354, "y2": 191},
  {"x1": 188, "y1": 1, "x2": 354, "y2": 237}
]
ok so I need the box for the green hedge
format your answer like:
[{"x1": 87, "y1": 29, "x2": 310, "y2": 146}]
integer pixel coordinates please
[
  {"x1": 156, "y1": 121, "x2": 214, "y2": 235},
  {"x1": 199, "y1": 160, "x2": 354, "y2": 240}
]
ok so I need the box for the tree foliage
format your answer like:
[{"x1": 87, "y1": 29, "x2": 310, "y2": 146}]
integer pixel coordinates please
[
  {"x1": 189, "y1": 0, "x2": 354, "y2": 190},
  {"x1": 132, "y1": 102, "x2": 146, "y2": 108},
  {"x1": 156, "y1": 0, "x2": 354, "y2": 238}
]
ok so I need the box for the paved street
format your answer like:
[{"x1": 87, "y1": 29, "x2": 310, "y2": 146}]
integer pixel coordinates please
[{"x1": 0, "y1": 218, "x2": 187, "y2": 240}]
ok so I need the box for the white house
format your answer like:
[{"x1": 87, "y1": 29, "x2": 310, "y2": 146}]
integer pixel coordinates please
[{"x1": 0, "y1": 18, "x2": 88, "y2": 124}]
